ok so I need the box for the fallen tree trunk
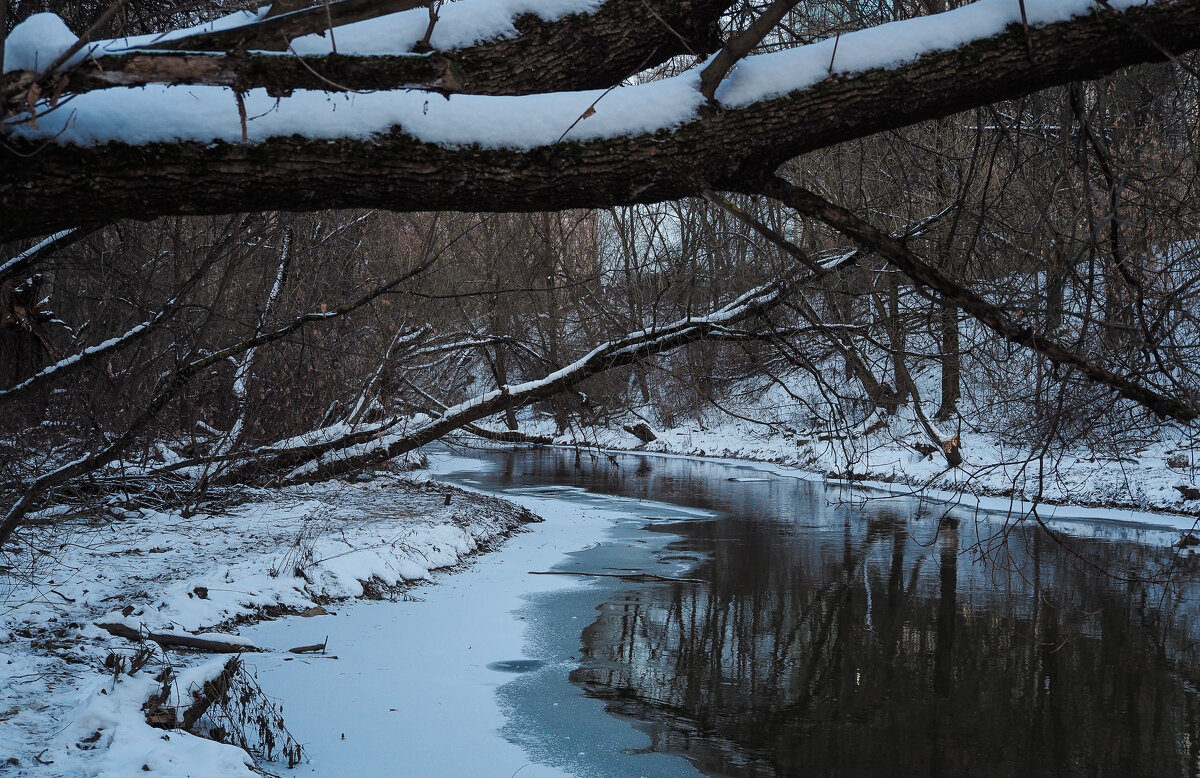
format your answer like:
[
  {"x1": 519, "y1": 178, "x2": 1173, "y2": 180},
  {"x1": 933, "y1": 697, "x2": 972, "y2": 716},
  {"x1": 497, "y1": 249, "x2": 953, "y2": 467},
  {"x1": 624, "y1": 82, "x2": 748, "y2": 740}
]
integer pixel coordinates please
[
  {"x1": 97, "y1": 622, "x2": 260, "y2": 653},
  {"x1": 462, "y1": 424, "x2": 554, "y2": 445},
  {"x1": 212, "y1": 276, "x2": 794, "y2": 484},
  {"x1": 5, "y1": 1, "x2": 1200, "y2": 240}
]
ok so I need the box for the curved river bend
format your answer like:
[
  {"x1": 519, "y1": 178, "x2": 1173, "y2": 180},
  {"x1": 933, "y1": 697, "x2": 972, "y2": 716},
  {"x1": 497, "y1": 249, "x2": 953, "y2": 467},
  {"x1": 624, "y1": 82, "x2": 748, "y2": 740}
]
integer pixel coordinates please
[{"x1": 249, "y1": 447, "x2": 1200, "y2": 777}]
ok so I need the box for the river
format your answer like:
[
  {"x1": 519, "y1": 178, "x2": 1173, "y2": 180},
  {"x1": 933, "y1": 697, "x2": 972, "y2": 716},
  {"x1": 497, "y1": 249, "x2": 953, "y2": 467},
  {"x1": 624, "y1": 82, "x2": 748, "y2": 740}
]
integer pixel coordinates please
[{"x1": 247, "y1": 446, "x2": 1200, "y2": 777}]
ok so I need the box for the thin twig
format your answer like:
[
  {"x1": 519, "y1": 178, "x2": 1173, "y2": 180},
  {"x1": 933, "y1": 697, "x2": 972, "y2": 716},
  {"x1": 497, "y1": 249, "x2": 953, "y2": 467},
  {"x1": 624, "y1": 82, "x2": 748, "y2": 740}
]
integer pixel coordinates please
[
  {"x1": 285, "y1": 42, "x2": 364, "y2": 93},
  {"x1": 827, "y1": 32, "x2": 840, "y2": 77},
  {"x1": 324, "y1": 0, "x2": 337, "y2": 54},
  {"x1": 1017, "y1": 0, "x2": 1035, "y2": 62},
  {"x1": 638, "y1": 0, "x2": 697, "y2": 57},
  {"x1": 555, "y1": 50, "x2": 654, "y2": 143}
]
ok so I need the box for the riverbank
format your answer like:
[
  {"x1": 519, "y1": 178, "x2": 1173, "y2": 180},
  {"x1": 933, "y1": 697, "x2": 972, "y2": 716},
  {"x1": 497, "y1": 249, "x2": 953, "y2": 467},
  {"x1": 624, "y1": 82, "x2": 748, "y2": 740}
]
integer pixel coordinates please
[
  {"x1": 239, "y1": 457, "x2": 708, "y2": 778},
  {"x1": 4, "y1": 433, "x2": 1198, "y2": 777},
  {"x1": 507, "y1": 408, "x2": 1200, "y2": 524},
  {"x1": 0, "y1": 468, "x2": 539, "y2": 777}
]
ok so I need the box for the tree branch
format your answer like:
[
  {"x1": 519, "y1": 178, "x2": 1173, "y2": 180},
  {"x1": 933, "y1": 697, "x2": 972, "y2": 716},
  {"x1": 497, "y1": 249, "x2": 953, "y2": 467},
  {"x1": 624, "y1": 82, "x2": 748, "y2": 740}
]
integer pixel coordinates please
[
  {"x1": 2, "y1": 0, "x2": 731, "y2": 102},
  {"x1": 17, "y1": 50, "x2": 464, "y2": 97},
  {"x1": 759, "y1": 176, "x2": 1198, "y2": 422},
  {"x1": 0, "y1": 253, "x2": 438, "y2": 546},
  {"x1": 143, "y1": 0, "x2": 427, "y2": 52},
  {"x1": 0, "y1": 225, "x2": 102, "y2": 286},
  {"x1": 698, "y1": 0, "x2": 800, "y2": 101},
  {"x1": 5, "y1": 0, "x2": 1198, "y2": 241},
  {"x1": 0, "y1": 247, "x2": 222, "y2": 407},
  {"x1": 214, "y1": 277, "x2": 796, "y2": 484}
]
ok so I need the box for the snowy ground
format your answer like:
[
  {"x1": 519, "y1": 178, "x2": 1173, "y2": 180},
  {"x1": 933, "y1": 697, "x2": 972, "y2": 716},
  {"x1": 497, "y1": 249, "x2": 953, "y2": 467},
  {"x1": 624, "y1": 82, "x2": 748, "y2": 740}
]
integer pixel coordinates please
[
  {"x1": 516, "y1": 403, "x2": 1200, "y2": 526},
  {"x1": 0, "y1": 469, "x2": 538, "y2": 777},
  {"x1": 4, "y1": 414, "x2": 1199, "y2": 777}
]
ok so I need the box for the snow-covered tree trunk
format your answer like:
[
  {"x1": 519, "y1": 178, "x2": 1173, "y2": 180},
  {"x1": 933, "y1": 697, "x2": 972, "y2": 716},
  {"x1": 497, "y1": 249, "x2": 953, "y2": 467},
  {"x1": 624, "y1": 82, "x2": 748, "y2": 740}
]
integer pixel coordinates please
[{"x1": 3, "y1": 1, "x2": 1200, "y2": 240}]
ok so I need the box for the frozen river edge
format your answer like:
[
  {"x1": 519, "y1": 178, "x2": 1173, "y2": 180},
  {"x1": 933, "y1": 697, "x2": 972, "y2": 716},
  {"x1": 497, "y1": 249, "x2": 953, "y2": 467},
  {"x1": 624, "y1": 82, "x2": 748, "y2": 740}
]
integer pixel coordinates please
[
  {"x1": 0, "y1": 453, "x2": 558, "y2": 777},
  {"x1": 3, "y1": 444, "x2": 1196, "y2": 777}
]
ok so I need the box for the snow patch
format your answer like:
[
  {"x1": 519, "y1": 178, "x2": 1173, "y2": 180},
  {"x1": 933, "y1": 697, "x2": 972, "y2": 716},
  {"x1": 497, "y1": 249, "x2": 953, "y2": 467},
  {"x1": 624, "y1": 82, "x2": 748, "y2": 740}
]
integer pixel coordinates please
[
  {"x1": 49, "y1": 672, "x2": 256, "y2": 777},
  {"x1": 2, "y1": 12, "x2": 78, "y2": 73},
  {"x1": 291, "y1": 0, "x2": 603, "y2": 55},
  {"x1": 4, "y1": 0, "x2": 1159, "y2": 149},
  {"x1": 0, "y1": 476, "x2": 535, "y2": 774}
]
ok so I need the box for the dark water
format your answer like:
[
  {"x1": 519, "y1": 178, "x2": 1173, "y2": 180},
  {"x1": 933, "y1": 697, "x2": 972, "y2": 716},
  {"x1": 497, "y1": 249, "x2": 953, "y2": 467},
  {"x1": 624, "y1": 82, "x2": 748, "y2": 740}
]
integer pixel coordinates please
[{"x1": 445, "y1": 447, "x2": 1200, "y2": 778}]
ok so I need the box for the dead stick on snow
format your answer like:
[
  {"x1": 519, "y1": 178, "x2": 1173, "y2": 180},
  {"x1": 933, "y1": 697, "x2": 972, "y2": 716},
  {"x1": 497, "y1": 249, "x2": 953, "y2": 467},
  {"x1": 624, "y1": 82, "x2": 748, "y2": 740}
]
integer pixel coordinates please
[
  {"x1": 96, "y1": 622, "x2": 260, "y2": 652},
  {"x1": 289, "y1": 636, "x2": 329, "y2": 654}
]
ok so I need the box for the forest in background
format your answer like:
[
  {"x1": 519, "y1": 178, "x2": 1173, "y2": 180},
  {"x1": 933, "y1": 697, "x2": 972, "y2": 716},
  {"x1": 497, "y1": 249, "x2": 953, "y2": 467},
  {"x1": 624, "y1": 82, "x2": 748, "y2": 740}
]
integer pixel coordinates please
[{"x1": 4, "y1": 0, "x2": 1200, "y2": 552}]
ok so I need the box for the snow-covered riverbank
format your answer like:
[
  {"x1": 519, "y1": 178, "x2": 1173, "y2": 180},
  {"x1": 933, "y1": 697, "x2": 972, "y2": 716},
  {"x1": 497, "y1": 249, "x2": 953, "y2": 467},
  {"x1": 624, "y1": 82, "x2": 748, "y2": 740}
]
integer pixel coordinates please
[
  {"x1": 0, "y1": 465, "x2": 539, "y2": 776},
  {"x1": 512, "y1": 407, "x2": 1200, "y2": 525},
  {"x1": 4, "y1": 434, "x2": 1198, "y2": 777},
  {"x1": 240, "y1": 452, "x2": 708, "y2": 778}
]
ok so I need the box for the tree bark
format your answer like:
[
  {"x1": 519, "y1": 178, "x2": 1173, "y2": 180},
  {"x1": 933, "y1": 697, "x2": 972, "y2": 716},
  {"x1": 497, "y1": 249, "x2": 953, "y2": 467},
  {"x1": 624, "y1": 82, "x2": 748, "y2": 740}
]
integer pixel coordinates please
[
  {"x1": 5, "y1": 1, "x2": 1200, "y2": 241},
  {"x1": 2, "y1": 0, "x2": 730, "y2": 100},
  {"x1": 936, "y1": 303, "x2": 960, "y2": 421},
  {"x1": 97, "y1": 622, "x2": 259, "y2": 653}
]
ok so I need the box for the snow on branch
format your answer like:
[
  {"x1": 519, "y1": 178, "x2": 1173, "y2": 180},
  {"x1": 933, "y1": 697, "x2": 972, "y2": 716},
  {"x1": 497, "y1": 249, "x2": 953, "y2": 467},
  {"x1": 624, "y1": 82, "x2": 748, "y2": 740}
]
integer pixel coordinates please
[
  {"x1": 0, "y1": 225, "x2": 98, "y2": 286},
  {"x1": 119, "y1": 277, "x2": 794, "y2": 488},
  {"x1": 1, "y1": 0, "x2": 726, "y2": 103},
  {"x1": 4, "y1": 0, "x2": 1197, "y2": 241},
  {"x1": 141, "y1": 0, "x2": 428, "y2": 53},
  {"x1": 2, "y1": 0, "x2": 1171, "y2": 149},
  {"x1": 218, "y1": 277, "x2": 797, "y2": 484},
  {"x1": 1, "y1": 229, "x2": 75, "y2": 276},
  {"x1": 0, "y1": 247, "x2": 222, "y2": 408}
]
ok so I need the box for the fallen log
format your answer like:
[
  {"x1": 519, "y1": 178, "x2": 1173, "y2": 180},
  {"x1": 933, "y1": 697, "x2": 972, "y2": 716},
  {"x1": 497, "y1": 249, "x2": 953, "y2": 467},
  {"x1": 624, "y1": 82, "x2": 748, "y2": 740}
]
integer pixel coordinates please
[
  {"x1": 96, "y1": 622, "x2": 260, "y2": 653},
  {"x1": 180, "y1": 657, "x2": 240, "y2": 731},
  {"x1": 463, "y1": 423, "x2": 553, "y2": 445},
  {"x1": 623, "y1": 423, "x2": 657, "y2": 443}
]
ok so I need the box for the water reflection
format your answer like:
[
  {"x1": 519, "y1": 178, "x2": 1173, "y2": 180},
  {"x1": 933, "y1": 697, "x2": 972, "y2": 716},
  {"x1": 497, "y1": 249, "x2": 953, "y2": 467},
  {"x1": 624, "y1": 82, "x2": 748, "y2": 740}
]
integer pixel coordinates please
[{"x1": 463, "y1": 447, "x2": 1200, "y2": 777}]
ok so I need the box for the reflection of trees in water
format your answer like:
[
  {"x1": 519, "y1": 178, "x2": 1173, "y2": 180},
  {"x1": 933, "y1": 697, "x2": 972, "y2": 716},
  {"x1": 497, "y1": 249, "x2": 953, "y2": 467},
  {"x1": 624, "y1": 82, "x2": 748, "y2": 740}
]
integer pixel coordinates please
[{"x1": 572, "y1": 511, "x2": 1200, "y2": 778}]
